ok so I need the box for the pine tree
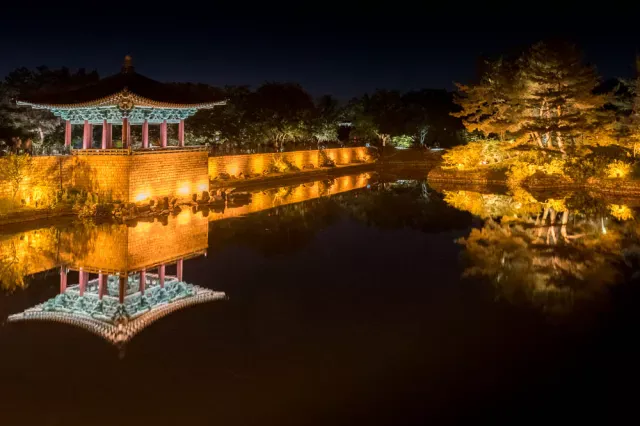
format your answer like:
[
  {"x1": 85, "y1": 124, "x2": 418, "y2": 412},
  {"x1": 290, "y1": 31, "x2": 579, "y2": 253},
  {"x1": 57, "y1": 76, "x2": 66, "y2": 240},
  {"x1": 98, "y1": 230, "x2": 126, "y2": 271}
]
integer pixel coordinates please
[
  {"x1": 518, "y1": 41, "x2": 610, "y2": 152},
  {"x1": 452, "y1": 59, "x2": 524, "y2": 141}
]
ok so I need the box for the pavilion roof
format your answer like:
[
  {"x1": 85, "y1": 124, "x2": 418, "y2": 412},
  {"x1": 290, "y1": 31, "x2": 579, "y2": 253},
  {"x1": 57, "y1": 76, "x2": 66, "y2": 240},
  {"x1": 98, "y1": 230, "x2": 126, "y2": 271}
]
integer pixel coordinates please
[
  {"x1": 17, "y1": 56, "x2": 226, "y2": 110},
  {"x1": 8, "y1": 276, "x2": 226, "y2": 345}
]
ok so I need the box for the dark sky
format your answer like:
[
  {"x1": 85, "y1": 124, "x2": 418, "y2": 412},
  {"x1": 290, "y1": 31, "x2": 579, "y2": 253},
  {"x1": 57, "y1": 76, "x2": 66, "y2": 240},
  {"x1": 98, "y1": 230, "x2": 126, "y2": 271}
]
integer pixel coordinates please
[{"x1": 1, "y1": 5, "x2": 639, "y2": 99}]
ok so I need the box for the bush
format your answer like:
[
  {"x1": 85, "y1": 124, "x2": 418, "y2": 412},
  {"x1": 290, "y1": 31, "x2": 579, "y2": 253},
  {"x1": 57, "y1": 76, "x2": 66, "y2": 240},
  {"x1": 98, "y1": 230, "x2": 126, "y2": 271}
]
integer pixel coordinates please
[
  {"x1": 605, "y1": 160, "x2": 633, "y2": 178},
  {"x1": 390, "y1": 135, "x2": 413, "y2": 149},
  {"x1": 319, "y1": 150, "x2": 336, "y2": 168}
]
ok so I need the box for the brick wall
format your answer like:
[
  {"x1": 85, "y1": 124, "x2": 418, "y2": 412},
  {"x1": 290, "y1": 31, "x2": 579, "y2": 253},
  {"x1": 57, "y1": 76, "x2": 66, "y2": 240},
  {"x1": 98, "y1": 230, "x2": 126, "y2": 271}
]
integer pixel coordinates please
[
  {"x1": 129, "y1": 151, "x2": 208, "y2": 203},
  {"x1": 208, "y1": 147, "x2": 369, "y2": 180},
  {"x1": 67, "y1": 154, "x2": 130, "y2": 201}
]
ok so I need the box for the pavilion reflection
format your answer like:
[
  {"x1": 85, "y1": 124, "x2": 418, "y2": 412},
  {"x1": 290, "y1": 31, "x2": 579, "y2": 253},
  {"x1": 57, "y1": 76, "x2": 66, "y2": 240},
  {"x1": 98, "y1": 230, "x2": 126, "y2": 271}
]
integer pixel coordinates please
[{"x1": 5, "y1": 209, "x2": 225, "y2": 345}]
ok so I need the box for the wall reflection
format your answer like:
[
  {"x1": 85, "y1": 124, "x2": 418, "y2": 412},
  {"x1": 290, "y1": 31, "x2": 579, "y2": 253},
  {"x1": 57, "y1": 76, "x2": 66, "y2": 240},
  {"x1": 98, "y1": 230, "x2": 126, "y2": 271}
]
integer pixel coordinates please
[{"x1": 1, "y1": 172, "x2": 372, "y2": 345}]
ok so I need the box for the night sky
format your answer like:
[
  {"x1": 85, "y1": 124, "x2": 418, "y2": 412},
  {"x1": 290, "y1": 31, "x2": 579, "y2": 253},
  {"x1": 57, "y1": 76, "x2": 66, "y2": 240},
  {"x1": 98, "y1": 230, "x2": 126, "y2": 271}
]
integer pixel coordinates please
[{"x1": 2, "y1": 5, "x2": 640, "y2": 99}]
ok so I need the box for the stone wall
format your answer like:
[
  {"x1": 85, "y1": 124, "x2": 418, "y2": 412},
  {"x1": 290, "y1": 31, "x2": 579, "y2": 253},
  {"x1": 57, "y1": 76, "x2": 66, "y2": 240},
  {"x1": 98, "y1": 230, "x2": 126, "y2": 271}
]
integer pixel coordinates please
[
  {"x1": 208, "y1": 147, "x2": 369, "y2": 180},
  {"x1": 0, "y1": 148, "x2": 368, "y2": 219},
  {"x1": 129, "y1": 151, "x2": 209, "y2": 203}
]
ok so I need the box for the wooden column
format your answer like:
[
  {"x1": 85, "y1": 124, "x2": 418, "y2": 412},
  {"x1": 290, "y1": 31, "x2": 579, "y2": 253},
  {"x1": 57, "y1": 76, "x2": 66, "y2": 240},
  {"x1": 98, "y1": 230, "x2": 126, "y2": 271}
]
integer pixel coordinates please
[
  {"x1": 106, "y1": 123, "x2": 112, "y2": 148},
  {"x1": 118, "y1": 275, "x2": 126, "y2": 304},
  {"x1": 139, "y1": 269, "x2": 146, "y2": 294},
  {"x1": 178, "y1": 119, "x2": 185, "y2": 147},
  {"x1": 82, "y1": 121, "x2": 91, "y2": 149},
  {"x1": 160, "y1": 120, "x2": 167, "y2": 147},
  {"x1": 122, "y1": 118, "x2": 129, "y2": 148},
  {"x1": 101, "y1": 120, "x2": 108, "y2": 149},
  {"x1": 60, "y1": 267, "x2": 67, "y2": 293},
  {"x1": 177, "y1": 259, "x2": 183, "y2": 281},
  {"x1": 142, "y1": 120, "x2": 149, "y2": 148},
  {"x1": 98, "y1": 273, "x2": 106, "y2": 299},
  {"x1": 159, "y1": 265, "x2": 165, "y2": 288},
  {"x1": 79, "y1": 270, "x2": 87, "y2": 296},
  {"x1": 64, "y1": 121, "x2": 72, "y2": 147}
]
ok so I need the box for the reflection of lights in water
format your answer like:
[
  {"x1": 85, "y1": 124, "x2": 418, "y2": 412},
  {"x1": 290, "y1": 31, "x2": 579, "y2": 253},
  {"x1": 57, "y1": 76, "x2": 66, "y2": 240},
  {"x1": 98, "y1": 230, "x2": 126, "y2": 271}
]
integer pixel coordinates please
[{"x1": 177, "y1": 209, "x2": 192, "y2": 225}]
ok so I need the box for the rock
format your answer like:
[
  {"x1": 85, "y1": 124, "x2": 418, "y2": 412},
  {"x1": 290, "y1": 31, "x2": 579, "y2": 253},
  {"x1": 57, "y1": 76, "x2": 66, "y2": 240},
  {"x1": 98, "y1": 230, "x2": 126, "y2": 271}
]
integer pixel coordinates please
[
  {"x1": 201, "y1": 191, "x2": 210, "y2": 202},
  {"x1": 218, "y1": 172, "x2": 231, "y2": 180},
  {"x1": 192, "y1": 194, "x2": 198, "y2": 203},
  {"x1": 170, "y1": 198, "x2": 177, "y2": 207},
  {"x1": 303, "y1": 163, "x2": 315, "y2": 170}
]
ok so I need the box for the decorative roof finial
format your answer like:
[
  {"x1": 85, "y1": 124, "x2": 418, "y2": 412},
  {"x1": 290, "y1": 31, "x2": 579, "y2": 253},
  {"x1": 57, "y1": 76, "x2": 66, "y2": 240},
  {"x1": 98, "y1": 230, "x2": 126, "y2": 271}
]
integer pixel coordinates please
[{"x1": 122, "y1": 55, "x2": 134, "y2": 73}]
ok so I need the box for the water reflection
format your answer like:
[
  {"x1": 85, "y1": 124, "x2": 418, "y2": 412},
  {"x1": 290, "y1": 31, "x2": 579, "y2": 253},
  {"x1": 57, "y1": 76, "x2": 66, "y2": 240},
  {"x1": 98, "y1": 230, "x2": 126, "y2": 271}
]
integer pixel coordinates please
[
  {"x1": 0, "y1": 172, "x2": 375, "y2": 345},
  {"x1": 441, "y1": 187, "x2": 640, "y2": 313}
]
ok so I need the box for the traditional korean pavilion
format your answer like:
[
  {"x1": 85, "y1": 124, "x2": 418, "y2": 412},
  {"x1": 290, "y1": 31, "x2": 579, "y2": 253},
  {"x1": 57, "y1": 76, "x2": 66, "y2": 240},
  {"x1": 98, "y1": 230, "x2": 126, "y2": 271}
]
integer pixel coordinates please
[
  {"x1": 8, "y1": 268, "x2": 225, "y2": 346},
  {"x1": 17, "y1": 56, "x2": 225, "y2": 150},
  {"x1": 7, "y1": 209, "x2": 226, "y2": 347}
]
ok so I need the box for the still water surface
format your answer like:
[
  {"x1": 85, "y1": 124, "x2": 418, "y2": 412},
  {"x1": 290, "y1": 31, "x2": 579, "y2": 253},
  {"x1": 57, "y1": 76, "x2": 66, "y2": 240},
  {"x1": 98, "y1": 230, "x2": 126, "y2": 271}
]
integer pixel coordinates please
[{"x1": 1, "y1": 171, "x2": 639, "y2": 425}]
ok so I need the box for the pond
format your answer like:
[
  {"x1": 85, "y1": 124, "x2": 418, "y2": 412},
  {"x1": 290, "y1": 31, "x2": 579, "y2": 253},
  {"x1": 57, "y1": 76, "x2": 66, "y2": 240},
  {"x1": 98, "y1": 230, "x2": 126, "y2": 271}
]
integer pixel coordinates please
[{"x1": 1, "y1": 170, "x2": 639, "y2": 425}]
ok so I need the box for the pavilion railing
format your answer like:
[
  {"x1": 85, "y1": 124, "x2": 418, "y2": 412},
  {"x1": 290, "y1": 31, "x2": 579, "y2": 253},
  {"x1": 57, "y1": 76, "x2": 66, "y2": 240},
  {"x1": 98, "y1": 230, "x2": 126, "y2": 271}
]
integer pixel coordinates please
[{"x1": 71, "y1": 146, "x2": 209, "y2": 156}]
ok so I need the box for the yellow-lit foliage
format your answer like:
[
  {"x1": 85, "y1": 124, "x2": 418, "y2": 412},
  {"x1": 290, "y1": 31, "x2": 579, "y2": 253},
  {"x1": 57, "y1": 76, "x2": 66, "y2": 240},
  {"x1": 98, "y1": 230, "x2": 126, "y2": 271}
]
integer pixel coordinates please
[
  {"x1": 608, "y1": 204, "x2": 635, "y2": 221},
  {"x1": 442, "y1": 140, "x2": 517, "y2": 170},
  {"x1": 443, "y1": 190, "x2": 524, "y2": 219},
  {"x1": 546, "y1": 198, "x2": 567, "y2": 213},
  {"x1": 605, "y1": 160, "x2": 632, "y2": 178}
]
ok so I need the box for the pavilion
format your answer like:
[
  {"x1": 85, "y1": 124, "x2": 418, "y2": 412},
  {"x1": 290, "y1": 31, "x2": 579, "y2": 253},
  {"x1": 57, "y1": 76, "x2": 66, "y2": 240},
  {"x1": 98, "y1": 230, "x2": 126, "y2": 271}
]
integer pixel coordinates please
[
  {"x1": 17, "y1": 56, "x2": 225, "y2": 150},
  {"x1": 8, "y1": 268, "x2": 226, "y2": 346}
]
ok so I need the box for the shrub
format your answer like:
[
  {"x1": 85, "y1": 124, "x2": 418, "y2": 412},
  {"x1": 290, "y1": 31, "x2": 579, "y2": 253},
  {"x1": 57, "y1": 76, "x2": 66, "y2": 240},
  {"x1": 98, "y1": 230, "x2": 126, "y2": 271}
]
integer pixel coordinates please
[
  {"x1": 605, "y1": 160, "x2": 633, "y2": 178},
  {"x1": 319, "y1": 150, "x2": 336, "y2": 168},
  {"x1": 390, "y1": 135, "x2": 414, "y2": 149}
]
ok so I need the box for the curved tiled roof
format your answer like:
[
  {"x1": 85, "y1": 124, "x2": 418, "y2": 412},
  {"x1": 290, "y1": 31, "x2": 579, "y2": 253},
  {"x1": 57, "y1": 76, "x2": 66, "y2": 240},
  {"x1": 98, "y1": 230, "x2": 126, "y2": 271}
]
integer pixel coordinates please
[{"x1": 18, "y1": 58, "x2": 225, "y2": 109}]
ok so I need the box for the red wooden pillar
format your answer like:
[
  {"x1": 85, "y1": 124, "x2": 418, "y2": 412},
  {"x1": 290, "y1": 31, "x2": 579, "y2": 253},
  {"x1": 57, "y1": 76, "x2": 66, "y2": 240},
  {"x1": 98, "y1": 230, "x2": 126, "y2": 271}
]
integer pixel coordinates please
[
  {"x1": 118, "y1": 275, "x2": 126, "y2": 304},
  {"x1": 159, "y1": 264, "x2": 165, "y2": 288},
  {"x1": 79, "y1": 270, "x2": 87, "y2": 296},
  {"x1": 64, "y1": 121, "x2": 72, "y2": 147},
  {"x1": 122, "y1": 118, "x2": 129, "y2": 148},
  {"x1": 142, "y1": 120, "x2": 149, "y2": 148},
  {"x1": 139, "y1": 269, "x2": 146, "y2": 294},
  {"x1": 160, "y1": 120, "x2": 167, "y2": 147},
  {"x1": 101, "y1": 120, "x2": 108, "y2": 149},
  {"x1": 98, "y1": 272, "x2": 106, "y2": 299},
  {"x1": 82, "y1": 121, "x2": 91, "y2": 149},
  {"x1": 177, "y1": 259, "x2": 183, "y2": 281},
  {"x1": 178, "y1": 119, "x2": 185, "y2": 147},
  {"x1": 60, "y1": 267, "x2": 67, "y2": 293}
]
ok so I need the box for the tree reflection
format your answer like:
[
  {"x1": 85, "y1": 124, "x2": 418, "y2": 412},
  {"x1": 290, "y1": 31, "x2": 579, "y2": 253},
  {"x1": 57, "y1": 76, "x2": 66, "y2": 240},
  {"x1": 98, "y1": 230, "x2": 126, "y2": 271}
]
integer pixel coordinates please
[{"x1": 449, "y1": 189, "x2": 640, "y2": 314}]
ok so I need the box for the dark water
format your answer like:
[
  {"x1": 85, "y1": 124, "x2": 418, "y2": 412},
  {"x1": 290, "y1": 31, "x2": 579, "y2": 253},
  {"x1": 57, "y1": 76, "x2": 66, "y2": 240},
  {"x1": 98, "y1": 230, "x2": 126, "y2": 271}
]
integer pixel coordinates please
[{"x1": 1, "y1": 171, "x2": 640, "y2": 425}]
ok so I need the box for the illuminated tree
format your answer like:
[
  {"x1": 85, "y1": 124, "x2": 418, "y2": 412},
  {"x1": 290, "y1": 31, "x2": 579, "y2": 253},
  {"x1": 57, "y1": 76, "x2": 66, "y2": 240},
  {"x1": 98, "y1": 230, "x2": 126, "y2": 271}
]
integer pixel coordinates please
[
  {"x1": 453, "y1": 58, "x2": 525, "y2": 141},
  {"x1": 519, "y1": 41, "x2": 610, "y2": 151},
  {"x1": 0, "y1": 153, "x2": 31, "y2": 199}
]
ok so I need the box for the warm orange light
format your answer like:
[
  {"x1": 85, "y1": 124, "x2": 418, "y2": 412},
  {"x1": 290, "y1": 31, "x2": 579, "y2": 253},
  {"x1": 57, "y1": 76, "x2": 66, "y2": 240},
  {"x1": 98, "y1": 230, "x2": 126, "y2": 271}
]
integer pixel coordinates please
[
  {"x1": 197, "y1": 183, "x2": 208, "y2": 192},
  {"x1": 178, "y1": 184, "x2": 191, "y2": 196},
  {"x1": 135, "y1": 192, "x2": 150, "y2": 202}
]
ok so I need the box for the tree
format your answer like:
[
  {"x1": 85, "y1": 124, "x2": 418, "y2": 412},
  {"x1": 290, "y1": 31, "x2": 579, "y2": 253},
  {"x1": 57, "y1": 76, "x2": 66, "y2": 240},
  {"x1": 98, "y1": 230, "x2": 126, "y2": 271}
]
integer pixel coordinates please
[
  {"x1": 0, "y1": 153, "x2": 32, "y2": 199},
  {"x1": 519, "y1": 41, "x2": 611, "y2": 152},
  {"x1": 0, "y1": 67, "x2": 99, "y2": 149},
  {"x1": 452, "y1": 58, "x2": 524, "y2": 141}
]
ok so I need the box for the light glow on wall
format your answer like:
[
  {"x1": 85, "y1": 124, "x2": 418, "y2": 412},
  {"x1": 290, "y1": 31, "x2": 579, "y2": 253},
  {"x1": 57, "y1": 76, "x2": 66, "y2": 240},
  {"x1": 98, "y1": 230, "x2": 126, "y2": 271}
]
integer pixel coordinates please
[
  {"x1": 178, "y1": 183, "x2": 191, "y2": 196},
  {"x1": 135, "y1": 192, "x2": 150, "y2": 202}
]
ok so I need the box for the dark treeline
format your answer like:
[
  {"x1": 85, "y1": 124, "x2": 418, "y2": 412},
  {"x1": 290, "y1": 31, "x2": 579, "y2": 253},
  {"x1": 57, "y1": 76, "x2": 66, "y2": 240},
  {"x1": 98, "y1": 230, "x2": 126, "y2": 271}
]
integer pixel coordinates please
[{"x1": 0, "y1": 66, "x2": 464, "y2": 155}]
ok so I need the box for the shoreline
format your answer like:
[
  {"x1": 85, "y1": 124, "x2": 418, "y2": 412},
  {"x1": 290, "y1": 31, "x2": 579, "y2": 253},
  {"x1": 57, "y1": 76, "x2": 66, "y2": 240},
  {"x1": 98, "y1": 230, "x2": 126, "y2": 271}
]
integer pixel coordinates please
[
  {"x1": 427, "y1": 167, "x2": 640, "y2": 197},
  {"x1": 0, "y1": 163, "x2": 377, "y2": 227}
]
